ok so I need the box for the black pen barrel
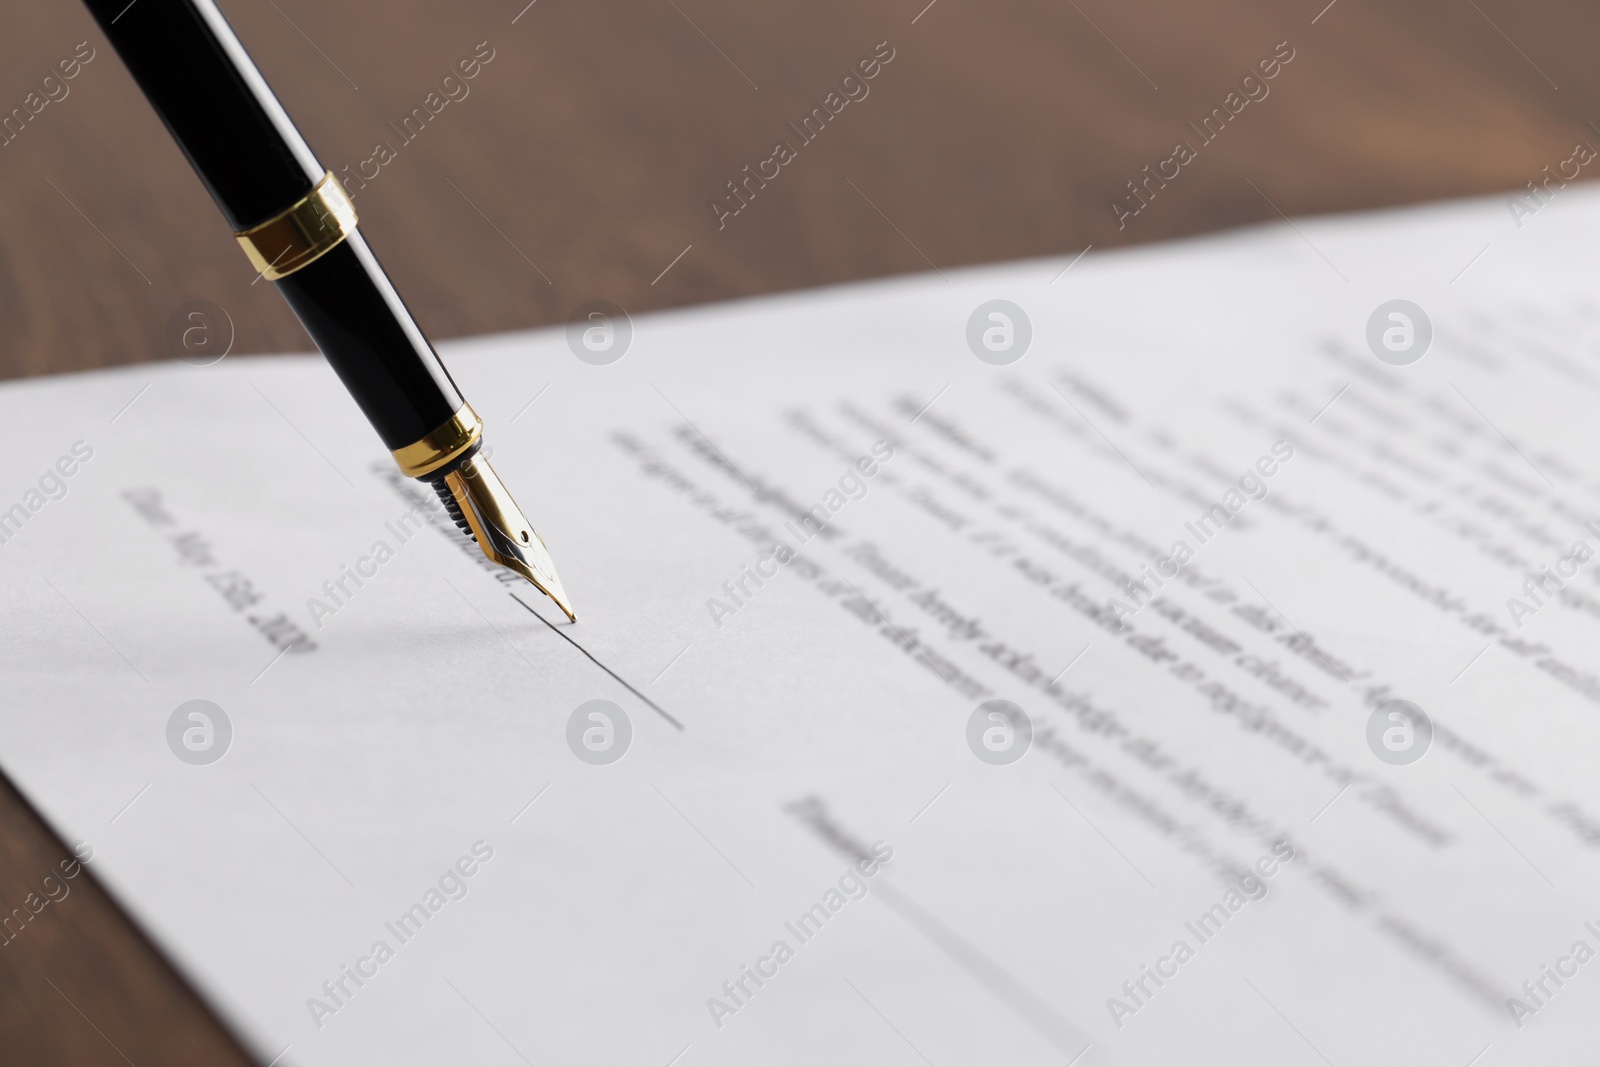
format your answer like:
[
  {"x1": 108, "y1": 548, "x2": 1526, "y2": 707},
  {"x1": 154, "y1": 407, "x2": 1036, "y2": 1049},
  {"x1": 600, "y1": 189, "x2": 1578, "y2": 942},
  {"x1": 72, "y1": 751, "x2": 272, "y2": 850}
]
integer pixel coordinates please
[
  {"x1": 83, "y1": 0, "x2": 469, "y2": 457},
  {"x1": 274, "y1": 235, "x2": 464, "y2": 451},
  {"x1": 80, "y1": 0, "x2": 320, "y2": 230}
]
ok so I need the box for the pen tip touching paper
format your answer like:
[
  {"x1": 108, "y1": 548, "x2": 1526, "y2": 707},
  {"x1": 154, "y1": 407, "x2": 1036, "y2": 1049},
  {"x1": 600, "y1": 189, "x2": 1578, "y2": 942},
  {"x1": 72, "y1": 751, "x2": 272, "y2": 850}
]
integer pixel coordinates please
[
  {"x1": 514, "y1": 552, "x2": 577, "y2": 623},
  {"x1": 436, "y1": 452, "x2": 576, "y2": 622}
]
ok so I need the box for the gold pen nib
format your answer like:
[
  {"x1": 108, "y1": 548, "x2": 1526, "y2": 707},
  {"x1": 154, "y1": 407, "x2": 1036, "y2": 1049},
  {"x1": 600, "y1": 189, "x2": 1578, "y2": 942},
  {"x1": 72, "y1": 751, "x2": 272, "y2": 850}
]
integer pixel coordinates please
[{"x1": 438, "y1": 451, "x2": 575, "y2": 621}]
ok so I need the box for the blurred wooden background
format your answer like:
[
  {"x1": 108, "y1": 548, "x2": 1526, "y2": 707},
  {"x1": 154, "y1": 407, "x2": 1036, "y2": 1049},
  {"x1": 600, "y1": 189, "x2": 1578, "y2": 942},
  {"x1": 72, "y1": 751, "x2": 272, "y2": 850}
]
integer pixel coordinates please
[
  {"x1": 2, "y1": 0, "x2": 1597, "y2": 380},
  {"x1": 2, "y1": 0, "x2": 1598, "y2": 1061}
]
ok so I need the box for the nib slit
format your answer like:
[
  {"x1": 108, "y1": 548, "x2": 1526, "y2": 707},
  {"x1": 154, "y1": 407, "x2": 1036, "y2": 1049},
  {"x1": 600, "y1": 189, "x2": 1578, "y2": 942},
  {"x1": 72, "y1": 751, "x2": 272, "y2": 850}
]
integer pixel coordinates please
[{"x1": 434, "y1": 454, "x2": 575, "y2": 621}]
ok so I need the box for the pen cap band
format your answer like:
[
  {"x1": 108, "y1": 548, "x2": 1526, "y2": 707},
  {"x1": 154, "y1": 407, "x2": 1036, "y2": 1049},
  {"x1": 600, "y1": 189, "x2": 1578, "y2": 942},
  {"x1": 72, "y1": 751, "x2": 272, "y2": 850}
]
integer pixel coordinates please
[
  {"x1": 235, "y1": 172, "x2": 357, "y2": 280},
  {"x1": 392, "y1": 405, "x2": 483, "y2": 478}
]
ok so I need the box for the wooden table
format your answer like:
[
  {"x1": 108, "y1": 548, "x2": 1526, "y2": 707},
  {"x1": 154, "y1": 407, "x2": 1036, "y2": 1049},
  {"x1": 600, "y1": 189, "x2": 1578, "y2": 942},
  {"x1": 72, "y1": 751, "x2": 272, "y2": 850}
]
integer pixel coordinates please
[{"x1": 2, "y1": 0, "x2": 1594, "y2": 1059}]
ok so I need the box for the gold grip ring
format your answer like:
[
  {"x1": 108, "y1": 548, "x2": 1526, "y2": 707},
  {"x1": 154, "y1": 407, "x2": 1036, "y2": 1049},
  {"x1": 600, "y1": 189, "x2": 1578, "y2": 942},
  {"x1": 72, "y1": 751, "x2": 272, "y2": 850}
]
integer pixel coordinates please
[
  {"x1": 234, "y1": 171, "x2": 358, "y2": 281},
  {"x1": 391, "y1": 405, "x2": 483, "y2": 478}
]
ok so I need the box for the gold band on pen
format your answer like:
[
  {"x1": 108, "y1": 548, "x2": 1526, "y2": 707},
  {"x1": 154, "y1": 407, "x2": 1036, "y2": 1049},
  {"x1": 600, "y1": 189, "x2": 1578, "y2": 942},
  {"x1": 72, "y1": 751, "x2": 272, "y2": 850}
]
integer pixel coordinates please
[
  {"x1": 234, "y1": 171, "x2": 357, "y2": 280},
  {"x1": 391, "y1": 405, "x2": 483, "y2": 478}
]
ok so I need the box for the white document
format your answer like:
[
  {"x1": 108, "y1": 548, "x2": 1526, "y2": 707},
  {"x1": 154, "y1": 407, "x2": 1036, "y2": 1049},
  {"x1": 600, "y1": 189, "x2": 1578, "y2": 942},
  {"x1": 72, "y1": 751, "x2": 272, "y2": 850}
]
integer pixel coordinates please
[{"x1": 4, "y1": 187, "x2": 1600, "y2": 1066}]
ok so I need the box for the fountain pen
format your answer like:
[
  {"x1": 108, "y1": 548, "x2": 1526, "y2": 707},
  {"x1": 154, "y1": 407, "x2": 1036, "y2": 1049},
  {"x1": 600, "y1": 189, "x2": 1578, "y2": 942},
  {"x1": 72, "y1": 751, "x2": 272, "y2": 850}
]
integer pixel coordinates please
[{"x1": 82, "y1": 0, "x2": 574, "y2": 620}]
